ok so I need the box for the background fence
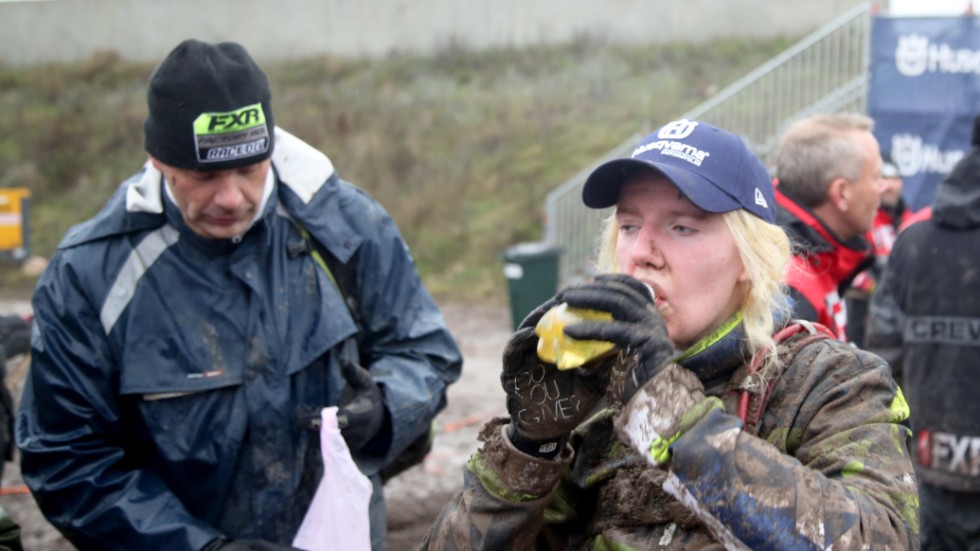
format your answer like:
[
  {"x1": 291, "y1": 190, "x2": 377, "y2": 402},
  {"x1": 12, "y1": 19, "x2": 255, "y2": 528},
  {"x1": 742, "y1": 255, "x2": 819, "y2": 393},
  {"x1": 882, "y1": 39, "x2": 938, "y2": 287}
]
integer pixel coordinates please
[{"x1": 544, "y1": 1, "x2": 875, "y2": 285}]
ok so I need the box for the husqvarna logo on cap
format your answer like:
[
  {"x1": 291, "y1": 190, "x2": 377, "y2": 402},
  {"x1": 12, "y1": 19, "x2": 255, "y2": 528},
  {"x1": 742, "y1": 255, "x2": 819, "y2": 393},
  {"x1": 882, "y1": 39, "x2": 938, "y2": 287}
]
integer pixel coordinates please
[
  {"x1": 582, "y1": 118, "x2": 776, "y2": 223},
  {"x1": 632, "y1": 118, "x2": 711, "y2": 168},
  {"x1": 658, "y1": 119, "x2": 699, "y2": 140}
]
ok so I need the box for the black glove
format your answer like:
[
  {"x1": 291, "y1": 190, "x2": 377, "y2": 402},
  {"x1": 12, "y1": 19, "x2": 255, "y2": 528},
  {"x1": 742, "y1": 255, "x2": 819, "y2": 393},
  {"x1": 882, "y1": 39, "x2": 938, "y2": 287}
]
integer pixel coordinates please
[
  {"x1": 501, "y1": 299, "x2": 615, "y2": 459},
  {"x1": 558, "y1": 274, "x2": 675, "y2": 402},
  {"x1": 201, "y1": 537, "x2": 300, "y2": 551},
  {"x1": 338, "y1": 359, "x2": 385, "y2": 452}
]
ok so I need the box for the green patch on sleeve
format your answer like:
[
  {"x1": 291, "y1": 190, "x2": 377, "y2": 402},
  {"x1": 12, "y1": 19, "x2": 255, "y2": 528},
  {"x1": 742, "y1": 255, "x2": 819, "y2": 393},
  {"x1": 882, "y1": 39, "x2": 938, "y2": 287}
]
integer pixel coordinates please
[
  {"x1": 543, "y1": 482, "x2": 577, "y2": 524},
  {"x1": 593, "y1": 534, "x2": 642, "y2": 551},
  {"x1": 466, "y1": 453, "x2": 542, "y2": 503},
  {"x1": 889, "y1": 387, "x2": 910, "y2": 423},
  {"x1": 841, "y1": 460, "x2": 865, "y2": 477},
  {"x1": 892, "y1": 488, "x2": 920, "y2": 536},
  {"x1": 649, "y1": 397, "x2": 724, "y2": 464}
]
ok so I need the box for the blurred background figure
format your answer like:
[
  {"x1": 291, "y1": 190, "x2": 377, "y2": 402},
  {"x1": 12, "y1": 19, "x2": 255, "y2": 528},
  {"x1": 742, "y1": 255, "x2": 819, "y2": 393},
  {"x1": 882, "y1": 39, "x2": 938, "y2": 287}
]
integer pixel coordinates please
[
  {"x1": 845, "y1": 155, "x2": 913, "y2": 347},
  {"x1": 772, "y1": 113, "x2": 881, "y2": 341},
  {"x1": 0, "y1": 314, "x2": 30, "y2": 551},
  {"x1": 866, "y1": 114, "x2": 980, "y2": 550},
  {"x1": 0, "y1": 314, "x2": 30, "y2": 480}
]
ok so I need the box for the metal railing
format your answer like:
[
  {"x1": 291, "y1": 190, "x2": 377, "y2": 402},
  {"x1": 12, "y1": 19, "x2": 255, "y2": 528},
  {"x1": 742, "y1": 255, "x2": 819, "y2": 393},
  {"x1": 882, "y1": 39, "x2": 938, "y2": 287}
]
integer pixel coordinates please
[{"x1": 544, "y1": 1, "x2": 874, "y2": 285}]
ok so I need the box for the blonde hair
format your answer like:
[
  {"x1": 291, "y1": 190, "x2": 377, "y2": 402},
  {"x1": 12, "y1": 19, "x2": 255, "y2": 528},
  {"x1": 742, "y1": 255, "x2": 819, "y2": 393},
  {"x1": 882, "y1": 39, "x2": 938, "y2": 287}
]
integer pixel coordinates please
[{"x1": 595, "y1": 208, "x2": 792, "y2": 371}]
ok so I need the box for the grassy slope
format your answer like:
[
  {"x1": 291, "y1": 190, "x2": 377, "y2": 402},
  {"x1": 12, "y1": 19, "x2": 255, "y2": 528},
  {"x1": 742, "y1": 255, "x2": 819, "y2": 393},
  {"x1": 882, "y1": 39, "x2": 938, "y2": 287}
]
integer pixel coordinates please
[{"x1": 0, "y1": 36, "x2": 794, "y2": 302}]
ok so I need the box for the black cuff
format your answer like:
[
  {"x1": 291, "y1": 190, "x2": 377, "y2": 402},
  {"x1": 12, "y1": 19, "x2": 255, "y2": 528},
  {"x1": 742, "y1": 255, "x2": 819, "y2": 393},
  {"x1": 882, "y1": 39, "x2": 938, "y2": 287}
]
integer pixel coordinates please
[{"x1": 506, "y1": 425, "x2": 567, "y2": 460}]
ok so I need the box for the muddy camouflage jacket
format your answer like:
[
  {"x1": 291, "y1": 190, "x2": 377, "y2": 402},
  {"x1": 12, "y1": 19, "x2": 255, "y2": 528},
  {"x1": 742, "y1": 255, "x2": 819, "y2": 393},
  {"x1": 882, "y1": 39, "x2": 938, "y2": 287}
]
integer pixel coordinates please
[
  {"x1": 867, "y1": 144, "x2": 980, "y2": 492},
  {"x1": 16, "y1": 129, "x2": 462, "y2": 550},
  {"x1": 423, "y1": 324, "x2": 918, "y2": 550}
]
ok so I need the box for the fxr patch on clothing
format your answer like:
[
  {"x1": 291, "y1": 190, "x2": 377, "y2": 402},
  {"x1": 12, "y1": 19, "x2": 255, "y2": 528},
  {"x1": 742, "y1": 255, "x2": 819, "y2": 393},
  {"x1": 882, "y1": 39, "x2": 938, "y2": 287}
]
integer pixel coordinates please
[{"x1": 917, "y1": 429, "x2": 980, "y2": 476}]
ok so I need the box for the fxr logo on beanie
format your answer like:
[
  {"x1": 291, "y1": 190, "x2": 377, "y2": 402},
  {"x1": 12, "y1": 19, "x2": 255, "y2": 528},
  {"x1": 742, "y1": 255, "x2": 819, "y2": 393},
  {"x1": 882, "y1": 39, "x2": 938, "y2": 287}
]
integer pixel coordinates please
[
  {"x1": 144, "y1": 39, "x2": 276, "y2": 171},
  {"x1": 193, "y1": 103, "x2": 271, "y2": 163}
]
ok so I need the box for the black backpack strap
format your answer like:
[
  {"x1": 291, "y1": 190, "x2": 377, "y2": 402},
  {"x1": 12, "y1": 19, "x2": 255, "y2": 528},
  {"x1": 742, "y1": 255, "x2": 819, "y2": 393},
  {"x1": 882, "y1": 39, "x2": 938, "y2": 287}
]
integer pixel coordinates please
[
  {"x1": 291, "y1": 220, "x2": 433, "y2": 481},
  {"x1": 293, "y1": 222, "x2": 363, "y2": 334}
]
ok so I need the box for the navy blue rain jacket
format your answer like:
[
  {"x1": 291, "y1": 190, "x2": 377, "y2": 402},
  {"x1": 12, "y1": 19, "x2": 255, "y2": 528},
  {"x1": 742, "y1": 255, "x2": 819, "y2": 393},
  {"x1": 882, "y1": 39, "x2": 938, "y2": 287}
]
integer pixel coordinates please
[{"x1": 16, "y1": 129, "x2": 462, "y2": 550}]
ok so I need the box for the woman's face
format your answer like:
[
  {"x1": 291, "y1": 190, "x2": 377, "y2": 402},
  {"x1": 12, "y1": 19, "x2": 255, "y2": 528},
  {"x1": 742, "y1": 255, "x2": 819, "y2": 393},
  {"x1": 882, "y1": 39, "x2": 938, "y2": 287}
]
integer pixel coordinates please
[{"x1": 615, "y1": 172, "x2": 748, "y2": 349}]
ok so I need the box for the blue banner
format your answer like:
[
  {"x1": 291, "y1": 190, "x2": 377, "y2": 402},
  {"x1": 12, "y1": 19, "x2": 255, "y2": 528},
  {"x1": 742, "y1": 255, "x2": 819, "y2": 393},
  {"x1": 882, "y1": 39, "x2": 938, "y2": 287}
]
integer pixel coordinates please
[{"x1": 869, "y1": 15, "x2": 980, "y2": 211}]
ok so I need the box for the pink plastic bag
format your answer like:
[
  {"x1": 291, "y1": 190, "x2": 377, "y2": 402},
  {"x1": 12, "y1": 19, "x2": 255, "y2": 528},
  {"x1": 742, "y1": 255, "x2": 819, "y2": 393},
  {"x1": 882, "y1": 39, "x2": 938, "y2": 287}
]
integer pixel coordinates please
[{"x1": 292, "y1": 406, "x2": 373, "y2": 551}]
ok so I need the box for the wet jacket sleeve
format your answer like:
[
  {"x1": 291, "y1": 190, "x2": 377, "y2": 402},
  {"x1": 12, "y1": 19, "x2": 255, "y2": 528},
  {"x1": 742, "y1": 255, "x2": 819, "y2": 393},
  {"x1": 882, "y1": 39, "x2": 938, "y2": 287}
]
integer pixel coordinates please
[
  {"x1": 665, "y1": 341, "x2": 918, "y2": 550},
  {"x1": 351, "y1": 198, "x2": 463, "y2": 469},
  {"x1": 420, "y1": 418, "x2": 574, "y2": 550},
  {"x1": 16, "y1": 254, "x2": 221, "y2": 551}
]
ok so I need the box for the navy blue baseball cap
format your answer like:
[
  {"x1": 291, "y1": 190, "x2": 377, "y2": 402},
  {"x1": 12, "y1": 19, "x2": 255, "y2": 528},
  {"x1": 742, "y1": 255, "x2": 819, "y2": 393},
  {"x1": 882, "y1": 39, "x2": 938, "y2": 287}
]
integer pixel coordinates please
[{"x1": 582, "y1": 119, "x2": 776, "y2": 223}]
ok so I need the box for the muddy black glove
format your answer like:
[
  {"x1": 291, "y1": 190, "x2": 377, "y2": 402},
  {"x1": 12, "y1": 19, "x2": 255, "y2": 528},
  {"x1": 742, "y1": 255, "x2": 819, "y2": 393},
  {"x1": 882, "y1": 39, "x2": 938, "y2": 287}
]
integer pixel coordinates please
[
  {"x1": 558, "y1": 273, "x2": 675, "y2": 402},
  {"x1": 201, "y1": 537, "x2": 300, "y2": 551},
  {"x1": 338, "y1": 359, "x2": 385, "y2": 453},
  {"x1": 501, "y1": 299, "x2": 615, "y2": 459}
]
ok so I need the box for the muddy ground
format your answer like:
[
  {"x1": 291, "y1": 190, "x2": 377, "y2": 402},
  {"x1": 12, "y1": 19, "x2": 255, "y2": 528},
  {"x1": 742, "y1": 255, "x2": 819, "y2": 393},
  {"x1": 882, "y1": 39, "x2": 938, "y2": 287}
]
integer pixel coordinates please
[{"x1": 1, "y1": 300, "x2": 513, "y2": 551}]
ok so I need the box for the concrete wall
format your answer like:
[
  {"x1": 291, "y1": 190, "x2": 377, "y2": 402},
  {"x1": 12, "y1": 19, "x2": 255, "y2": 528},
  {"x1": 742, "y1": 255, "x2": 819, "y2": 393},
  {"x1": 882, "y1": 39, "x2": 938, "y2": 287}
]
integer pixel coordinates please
[{"x1": 1, "y1": 0, "x2": 866, "y2": 67}]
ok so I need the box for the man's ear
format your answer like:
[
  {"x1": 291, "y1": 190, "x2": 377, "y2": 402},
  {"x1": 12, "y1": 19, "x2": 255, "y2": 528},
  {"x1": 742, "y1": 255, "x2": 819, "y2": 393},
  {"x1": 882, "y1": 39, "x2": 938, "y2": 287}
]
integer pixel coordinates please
[
  {"x1": 827, "y1": 177, "x2": 850, "y2": 212},
  {"x1": 149, "y1": 155, "x2": 163, "y2": 172}
]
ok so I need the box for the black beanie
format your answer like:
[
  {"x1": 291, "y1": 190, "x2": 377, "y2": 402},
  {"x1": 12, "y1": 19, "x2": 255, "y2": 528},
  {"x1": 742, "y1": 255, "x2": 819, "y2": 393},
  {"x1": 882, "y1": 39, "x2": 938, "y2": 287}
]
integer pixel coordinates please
[{"x1": 144, "y1": 39, "x2": 275, "y2": 171}]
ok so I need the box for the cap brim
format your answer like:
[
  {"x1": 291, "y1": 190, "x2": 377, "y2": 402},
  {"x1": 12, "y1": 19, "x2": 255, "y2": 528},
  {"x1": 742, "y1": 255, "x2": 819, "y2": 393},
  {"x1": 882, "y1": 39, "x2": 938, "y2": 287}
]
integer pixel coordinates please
[{"x1": 582, "y1": 158, "x2": 743, "y2": 214}]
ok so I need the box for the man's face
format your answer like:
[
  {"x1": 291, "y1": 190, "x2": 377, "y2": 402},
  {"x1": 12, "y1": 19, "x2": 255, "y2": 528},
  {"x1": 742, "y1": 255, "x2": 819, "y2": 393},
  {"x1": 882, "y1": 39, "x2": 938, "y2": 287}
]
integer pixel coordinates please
[
  {"x1": 879, "y1": 175, "x2": 903, "y2": 208},
  {"x1": 151, "y1": 157, "x2": 270, "y2": 240},
  {"x1": 840, "y1": 130, "x2": 883, "y2": 239}
]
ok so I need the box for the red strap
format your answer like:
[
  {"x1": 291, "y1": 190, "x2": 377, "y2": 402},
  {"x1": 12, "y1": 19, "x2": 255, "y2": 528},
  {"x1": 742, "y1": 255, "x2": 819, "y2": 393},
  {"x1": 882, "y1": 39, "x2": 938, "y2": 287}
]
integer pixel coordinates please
[{"x1": 737, "y1": 321, "x2": 833, "y2": 429}]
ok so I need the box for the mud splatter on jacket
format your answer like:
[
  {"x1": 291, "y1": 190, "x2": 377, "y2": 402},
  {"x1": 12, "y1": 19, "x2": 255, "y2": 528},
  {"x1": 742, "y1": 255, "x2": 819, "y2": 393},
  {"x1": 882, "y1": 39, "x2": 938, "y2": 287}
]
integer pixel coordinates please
[
  {"x1": 422, "y1": 322, "x2": 918, "y2": 550},
  {"x1": 16, "y1": 129, "x2": 462, "y2": 550},
  {"x1": 867, "y1": 144, "x2": 980, "y2": 493}
]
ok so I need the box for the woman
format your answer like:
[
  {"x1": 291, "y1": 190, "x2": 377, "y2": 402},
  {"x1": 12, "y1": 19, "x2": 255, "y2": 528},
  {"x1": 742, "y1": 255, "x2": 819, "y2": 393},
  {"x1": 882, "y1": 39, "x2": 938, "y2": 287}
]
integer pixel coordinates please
[{"x1": 423, "y1": 120, "x2": 918, "y2": 549}]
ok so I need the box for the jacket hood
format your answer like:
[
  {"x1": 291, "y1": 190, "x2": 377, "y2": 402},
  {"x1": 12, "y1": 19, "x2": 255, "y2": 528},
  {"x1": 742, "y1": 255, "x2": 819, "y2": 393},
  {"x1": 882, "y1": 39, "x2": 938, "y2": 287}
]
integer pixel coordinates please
[{"x1": 932, "y1": 146, "x2": 980, "y2": 229}]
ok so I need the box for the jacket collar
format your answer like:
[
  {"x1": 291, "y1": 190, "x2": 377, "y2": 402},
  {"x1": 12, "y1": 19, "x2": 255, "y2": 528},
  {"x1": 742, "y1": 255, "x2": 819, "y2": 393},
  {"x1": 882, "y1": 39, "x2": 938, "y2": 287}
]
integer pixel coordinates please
[
  {"x1": 59, "y1": 128, "x2": 344, "y2": 251},
  {"x1": 933, "y1": 147, "x2": 980, "y2": 229}
]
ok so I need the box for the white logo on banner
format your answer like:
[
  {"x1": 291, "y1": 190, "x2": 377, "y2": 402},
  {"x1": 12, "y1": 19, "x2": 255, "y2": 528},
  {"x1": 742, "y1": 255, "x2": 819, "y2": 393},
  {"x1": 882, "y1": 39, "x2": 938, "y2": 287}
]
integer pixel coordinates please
[
  {"x1": 890, "y1": 133, "x2": 965, "y2": 176},
  {"x1": 895, "y1": 33, "x2": 980, "y2": 77}
]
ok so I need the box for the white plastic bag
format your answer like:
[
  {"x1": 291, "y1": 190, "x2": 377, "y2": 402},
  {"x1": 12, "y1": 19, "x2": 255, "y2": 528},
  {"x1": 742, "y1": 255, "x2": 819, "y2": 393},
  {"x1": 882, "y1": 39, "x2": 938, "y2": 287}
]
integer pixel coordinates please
[{"x1": 292, "y1": 406, "x2": 373, "y2": 551}]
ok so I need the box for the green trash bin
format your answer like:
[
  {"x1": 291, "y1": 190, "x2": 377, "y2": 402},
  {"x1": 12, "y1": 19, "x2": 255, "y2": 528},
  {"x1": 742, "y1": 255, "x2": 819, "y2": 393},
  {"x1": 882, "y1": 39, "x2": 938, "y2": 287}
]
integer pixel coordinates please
[{"x1": 501, "y1": 242, "x2": 563, "y2": 330}]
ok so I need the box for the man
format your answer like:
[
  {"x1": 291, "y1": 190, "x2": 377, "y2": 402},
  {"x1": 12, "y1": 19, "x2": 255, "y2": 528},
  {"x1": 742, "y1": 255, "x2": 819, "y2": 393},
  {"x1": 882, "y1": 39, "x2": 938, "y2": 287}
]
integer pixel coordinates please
[
  {"x1": 866, "y1": 118, "x2": 980, "y2": 550},
  {"x1": 16, "y1": 39, "x2": 462, "y2": 551},
  {"x1": 772, "y1": 113, "x2": 882, "y2": 340},
  {"x1": 845, "y1": 156, "x2": 916, "y2": 346}
]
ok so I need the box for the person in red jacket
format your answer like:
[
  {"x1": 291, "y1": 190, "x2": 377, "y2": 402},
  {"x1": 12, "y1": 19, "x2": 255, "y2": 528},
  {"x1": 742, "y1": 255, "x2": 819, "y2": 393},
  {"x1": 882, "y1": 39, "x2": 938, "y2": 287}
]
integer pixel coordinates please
[{"x1": 772, "y1": 113, "x2": 883, "y2": 341}]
